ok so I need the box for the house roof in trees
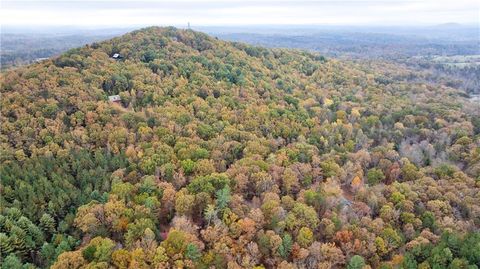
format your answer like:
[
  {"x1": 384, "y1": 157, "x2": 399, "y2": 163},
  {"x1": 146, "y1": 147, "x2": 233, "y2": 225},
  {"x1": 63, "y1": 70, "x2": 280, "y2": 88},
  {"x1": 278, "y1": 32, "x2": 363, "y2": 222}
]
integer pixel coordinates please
[{"x1": 108, "y1": 95, "x2": 121, "y2": 102}]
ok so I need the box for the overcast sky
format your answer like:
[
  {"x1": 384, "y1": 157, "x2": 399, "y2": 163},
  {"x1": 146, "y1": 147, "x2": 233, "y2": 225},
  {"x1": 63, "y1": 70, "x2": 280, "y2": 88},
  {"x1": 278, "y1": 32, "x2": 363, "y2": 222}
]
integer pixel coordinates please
[{"x1": 1, "y1": 0, "x2": 479, "y2": 27}]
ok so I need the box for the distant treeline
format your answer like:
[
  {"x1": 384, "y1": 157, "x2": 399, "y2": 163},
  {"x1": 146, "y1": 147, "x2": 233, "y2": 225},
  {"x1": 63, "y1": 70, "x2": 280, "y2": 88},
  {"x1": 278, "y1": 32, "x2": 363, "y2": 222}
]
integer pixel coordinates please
[{"x1": 1, "y1": 34, "x2": 115, "y2": 69}]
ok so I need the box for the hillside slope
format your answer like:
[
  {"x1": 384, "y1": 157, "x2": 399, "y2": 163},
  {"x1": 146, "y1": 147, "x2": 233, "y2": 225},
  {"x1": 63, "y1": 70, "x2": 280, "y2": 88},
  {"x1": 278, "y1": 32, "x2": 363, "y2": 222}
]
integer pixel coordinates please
[{"x1": 1, "y1": 27, "x2": 479, "y2": 268}]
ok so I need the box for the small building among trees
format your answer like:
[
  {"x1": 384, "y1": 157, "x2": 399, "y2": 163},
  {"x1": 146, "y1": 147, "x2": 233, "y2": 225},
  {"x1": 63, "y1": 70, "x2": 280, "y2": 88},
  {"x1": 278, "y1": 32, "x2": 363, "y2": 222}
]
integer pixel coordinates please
[
  {"x1": 108, "y1": 95, "x2": 121, "y2": 103},
  {"x1": 112, "y1": 53, "x2": 123, "y2": 59}
]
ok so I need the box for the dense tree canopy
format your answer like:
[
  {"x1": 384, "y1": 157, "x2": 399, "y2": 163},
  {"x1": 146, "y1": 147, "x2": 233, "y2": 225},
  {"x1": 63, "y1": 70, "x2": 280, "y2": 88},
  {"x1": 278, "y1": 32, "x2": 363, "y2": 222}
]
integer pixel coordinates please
[{"x1": 1, "y1": 26, "x2": 479, "y2": 268}]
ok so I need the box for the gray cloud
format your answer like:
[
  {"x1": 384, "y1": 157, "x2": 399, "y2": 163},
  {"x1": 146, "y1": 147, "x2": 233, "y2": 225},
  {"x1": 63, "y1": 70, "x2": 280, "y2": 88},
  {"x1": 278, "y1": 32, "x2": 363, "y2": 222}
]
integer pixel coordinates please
[{"x1": 1, "y1": 0, "x2": 479, "y2": 26}]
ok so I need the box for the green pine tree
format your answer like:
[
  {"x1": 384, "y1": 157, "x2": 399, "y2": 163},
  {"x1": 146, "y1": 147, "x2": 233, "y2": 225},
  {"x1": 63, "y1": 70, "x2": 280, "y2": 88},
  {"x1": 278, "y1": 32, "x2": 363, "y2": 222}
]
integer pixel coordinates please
[
  {"x1": 39, "y1": 214, "x2": 56, "y2": 235},
  {"x1": 278, "y1": 233, "x2": 293, "y2": 259},
  {"x1": 347, "y1": 255, "x2": 366, "y2": 269},
  {"x1": 0, "y1": 233, "x2": 13, "y2": 256}
]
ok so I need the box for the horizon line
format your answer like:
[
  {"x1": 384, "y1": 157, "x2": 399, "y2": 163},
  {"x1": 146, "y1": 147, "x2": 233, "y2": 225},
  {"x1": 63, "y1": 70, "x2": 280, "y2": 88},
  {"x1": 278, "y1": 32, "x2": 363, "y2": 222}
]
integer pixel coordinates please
[{"x1": 3, "y1": 22, "x2": 479, "y2": 28}]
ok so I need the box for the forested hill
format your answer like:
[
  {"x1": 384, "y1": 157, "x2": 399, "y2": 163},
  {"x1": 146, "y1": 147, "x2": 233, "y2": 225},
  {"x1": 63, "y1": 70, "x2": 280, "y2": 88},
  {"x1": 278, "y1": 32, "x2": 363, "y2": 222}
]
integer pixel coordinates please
[{"x1": 1, "y1": 26, "x2": 479, "y2": 269}]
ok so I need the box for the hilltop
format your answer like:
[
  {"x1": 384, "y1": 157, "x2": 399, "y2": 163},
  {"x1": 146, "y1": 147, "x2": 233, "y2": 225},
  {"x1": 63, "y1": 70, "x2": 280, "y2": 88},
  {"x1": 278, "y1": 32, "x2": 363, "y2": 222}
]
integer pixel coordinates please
[{"x1": 1, "y1": 27, "x2": 479, "y2": 268}]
